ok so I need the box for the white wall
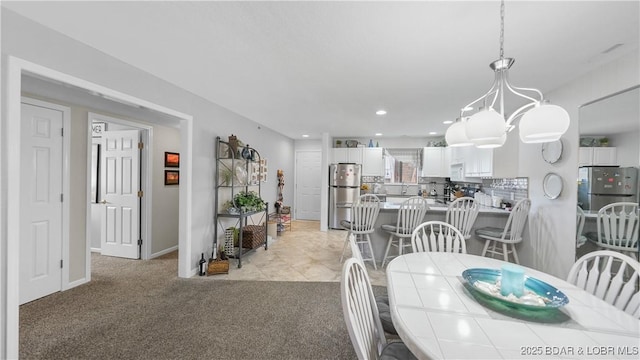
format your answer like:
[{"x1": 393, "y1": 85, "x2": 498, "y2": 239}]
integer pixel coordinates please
[
  {"x1": 610, "y1": 130, "x2": 640, "y2": 167},
  {"x1": 517, "y1": 51, "x2": 639, "y2": 279}
]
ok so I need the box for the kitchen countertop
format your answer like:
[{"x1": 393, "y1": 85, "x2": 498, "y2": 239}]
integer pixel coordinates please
[{"x1": 379, "y1": 202, "x2": 510, "y2": 214}]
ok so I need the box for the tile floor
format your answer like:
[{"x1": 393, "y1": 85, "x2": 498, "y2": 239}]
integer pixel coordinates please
[{"x1": 208, "y1": 220, "x2": 387, "y2": 286}]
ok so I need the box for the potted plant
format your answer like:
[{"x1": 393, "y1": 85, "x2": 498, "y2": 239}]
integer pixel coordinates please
[
  {"x1": 598, "y1": 137, "x2": 609, "y2": 147},
  {"x1": 233, "y1": 191, "x2": 266, "y2": 213}
]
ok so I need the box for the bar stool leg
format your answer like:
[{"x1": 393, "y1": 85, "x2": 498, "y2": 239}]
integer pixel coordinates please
[
  {"x1": 511, "y1": 244, "x2": 520, "y2": 264},
  {"x1": 339, "y1": 231, "x2": 351, "y2": 263},
  {"x1": 364, "y1": 234, "x2": 377, "y2": 270},
  {"x1": 502, "y1": 243, "x2": 509, "y2": 262},
  {"x1": 381, "y1": 235, "x2": 394, "y2": 267},
  {"x1": 481, "y1": 239, "x2": 491, "y2": 257}
]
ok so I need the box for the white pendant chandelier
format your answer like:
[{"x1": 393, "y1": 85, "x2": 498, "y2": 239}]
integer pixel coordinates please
[{"x1": 445, "y1": 0, "x2": 570, "y2": 148}]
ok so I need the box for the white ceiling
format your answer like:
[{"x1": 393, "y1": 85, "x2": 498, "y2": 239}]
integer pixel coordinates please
[{"x1": 4, "y1": 1, "x2": 639, "y2": 140}]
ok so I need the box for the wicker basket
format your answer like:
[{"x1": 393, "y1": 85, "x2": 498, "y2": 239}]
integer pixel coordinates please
[
  {"x1": 207, "y1": 259, "x2": 229, "y2": 275},
  {"x1": 241, "y1": 225, "x2": 266, "y2": 249}
]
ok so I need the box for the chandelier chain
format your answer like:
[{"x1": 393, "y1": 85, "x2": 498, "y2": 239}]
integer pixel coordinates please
[{"x1": 499, "y1": 0, "x2": 505, "y2": 60}]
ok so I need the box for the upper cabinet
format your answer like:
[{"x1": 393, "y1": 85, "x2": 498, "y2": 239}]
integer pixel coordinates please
[
  {"x1": 331, "y1": 147, "x2": 384, "y2": 176},
  {"x1": 578, "y1": 147, "x2": 617, "y2": 166},
  {"x1": 421, "y1": 147, "x2": 450, "y2": 177},
  {"x1": 332, "y1": 148, "x2": 363, "y2": 164},
  {"x1": 362, "y1": 148, "x2": 384, "y2": 176},
  {"x1": 449, "y1": 136, "x2": 518, "y2": 179}
]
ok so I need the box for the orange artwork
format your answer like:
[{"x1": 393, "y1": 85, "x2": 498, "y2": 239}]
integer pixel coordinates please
[
  {"x1": 165, "y1": 170, "x2": 179, "y2": 185},
  {"x1": 165, "y1": 152, "x2": 180, "y2": 167}
]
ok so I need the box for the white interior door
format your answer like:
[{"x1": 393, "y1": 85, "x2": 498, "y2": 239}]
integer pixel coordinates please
[
  {"x1": 100, "y1": 129, "x2": 141, "y2": 259},
  {"x1": 295, "y1": 150, "x2": 322, "y2": 220},
  {"x1": 19, "y1": 103, "x2": 63, "y2": 304}
]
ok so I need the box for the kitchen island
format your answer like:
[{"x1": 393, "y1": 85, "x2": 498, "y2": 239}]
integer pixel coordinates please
[{"x1": 351, "y1": 202, "x2": 512, "y2": 265}]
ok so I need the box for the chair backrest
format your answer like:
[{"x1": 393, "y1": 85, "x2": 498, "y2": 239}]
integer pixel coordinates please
[
  {"x1": 445, "y1": 197, "x2": 479, "y2": 239},
  {"x1": 341, "y1": 258, "x2": 386, "y2": 360},
  {"x1": 411, "y1": 221, "x2": 467, "y2": 253},
  {"x1": 595, "y1": 202, "x2": 639, "y2": 251},
  {"x1": 393, "y1": 196, "x2": 428, "y2": 236},
  {"x1": 499, "y1": 198, "x2": 531, "y2": 241},
  {"x1": 350, "y1": 194, "x2": 381, "y2": 234},
  {"x1": 576, "y1": 206, "x2": 586, "y2": 244},
  {"x1": 348, "y1": 234, "x2": 366, "y2": 268},
  {"x1": 567, "y1": 250, "x2": 640, "y2": 318}
]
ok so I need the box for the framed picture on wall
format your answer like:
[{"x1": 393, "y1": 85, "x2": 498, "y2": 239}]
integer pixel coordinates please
[
  {"x1": 165, "y1": 170, "x2": 179, "y2": 185},
  {"x1": 164, "y1": 152, "x2": 180, "y2": 167}
]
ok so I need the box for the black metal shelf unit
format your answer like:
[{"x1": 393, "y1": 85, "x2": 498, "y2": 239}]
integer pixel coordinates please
[{"x1": 214, "y1": 136, "x2": 268, "y2": 268}]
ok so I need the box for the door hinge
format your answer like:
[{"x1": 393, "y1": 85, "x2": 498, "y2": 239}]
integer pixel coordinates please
[
  {"x1": 60, "y1": 193, "x2": 64, "y2": 202},
  {"x1": 137, "y1": 239, "x2": 143, "y2": 246},
  {"x1": 60, "y1": 259, "x2": 63, "y2": 268},
  {"x1": 61, "y1": 128, "x2": 64, "y2": 136},
  {"x1": 138, "y1": 190, "x2": 143, "y2": 198},
  {"x1": 138, "y1": 142, "x2": 144, "y2": 149}
]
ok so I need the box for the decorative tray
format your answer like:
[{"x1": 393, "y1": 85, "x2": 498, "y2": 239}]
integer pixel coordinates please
[{"x1": 462, "y1": 268, "x2": 569, "y2": 311}]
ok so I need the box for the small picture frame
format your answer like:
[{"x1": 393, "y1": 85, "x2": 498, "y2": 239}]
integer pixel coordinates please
[
  {"x1": 164, "y1": 152, "x2": 180, "y2": 168},
  {"x1": 164, "y1": 170, "x2": 179, "y2": 185}
]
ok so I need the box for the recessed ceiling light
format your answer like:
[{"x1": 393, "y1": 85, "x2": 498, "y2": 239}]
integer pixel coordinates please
[
  {"x1": 376, "y1": 110, "x2": 387, "y2": 115},
  {"x1": 429, "y1": 132, "x2": 437, "y2": 135},
  {"x1": 375, "y1": 133, "x2": 383, "y2": 136},
  {"x1": 443, "y1": 120, "x2": 453, "y2": 124},
  {"x1": 302, "y1": 134, "x2": 309, "y2": 138}
]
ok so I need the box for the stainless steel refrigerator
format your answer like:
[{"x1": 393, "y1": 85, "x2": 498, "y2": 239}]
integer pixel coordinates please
[
  {"x1": 329, "y1": 163, "x2": 361, "y2": 229},
  {"x1": 578, "y1": 166, "x2": 639, "y2": 210}
]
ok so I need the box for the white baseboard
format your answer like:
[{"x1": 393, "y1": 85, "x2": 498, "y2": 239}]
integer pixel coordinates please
[
  {"x1": 150, "y1": 245, "x2": 178, "y2": 259},
  {"x1": 66, "y1": 277, "x2": 89, "y2": 290},
  {"x1": 90, "y1": 247, "x2": 101, "y2": 253}
]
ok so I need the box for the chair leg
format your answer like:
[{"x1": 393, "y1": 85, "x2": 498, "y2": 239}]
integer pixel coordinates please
[
  {"x1": 381, "y1": 235, "x2": 394, "y2": 268},
  {"x1": 365, "y1": 234, "x2": 377, "y2": 270},
  {"x1": 339, "y1": 232, "x2": 350, "y2": 263},
  {"x1": 502, "y1": 243, "x2": 509, "y2": 262},
  {"x1": 511, "y1": 244, "x2": 520, "y2": 264},
  {"x1": 481, "y1": 239, "x2": 491, "y2": 257}
]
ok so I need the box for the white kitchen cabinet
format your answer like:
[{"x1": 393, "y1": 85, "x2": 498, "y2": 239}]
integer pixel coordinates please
[
  {"x1": 579, "y1": 147, "x2": 617, "y2": 166},
  {"x1": 331, "y1": 148, "x2": 363, "y2": 164},
  {"x1": 422, "y1": 147, "x2": 450, "y2": 177},
  {"x1": 362, "y1": 148, "x2": 384, "y2": 176},
  {"x1": 450, "y1": 134, "x2": 517, "y2": 179}
]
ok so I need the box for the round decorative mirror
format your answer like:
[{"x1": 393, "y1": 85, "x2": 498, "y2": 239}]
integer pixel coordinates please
[
  {"x1": 541, "y1": 139, "x2": 563, "y2": 164},
  {"x1": 543, "y1": 173, "x2": 563, "y2": 199}
]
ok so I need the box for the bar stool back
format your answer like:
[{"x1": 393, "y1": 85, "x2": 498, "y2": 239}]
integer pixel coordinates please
[
  {"x1": 381, "y1": 196, "x2": 428, "y2": 267},
  {"x1": 339, "y1": 194, "x2": 381, "y2": 269},
  {"x1": 476, "y1": 198, "x2": 531, "y2": 264}
]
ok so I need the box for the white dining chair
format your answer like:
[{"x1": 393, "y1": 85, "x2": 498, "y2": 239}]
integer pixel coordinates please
[
  {"x1": 476, "y1": 198, "x2": 531, "y2": 264},
  {"x1": 585, "y1": 202, "x2": 639, "y2": 260},
  {"x1": 445, "y1": 197, "x2": 479, "y2": 241},
  {"x1": 340, "y1": 258, "x2": 417, "y2": 360},
  {"x1": 348, "y1": 234, "x2": 397, "y2": 336},
  {"x1": 567, "y1": 250, "x2": 640, "y2": 318},
  {"x1": 411, "y1": 221, "x2": 467, "y2": 253},
  {"x1": 339, "y1": 194, "x2": 381, "y2": 269},
  {"x1": 381, "y1": 197, "x2": 428, "y2": 267},
  {"x1": 576, "y1": 206, "x2": 587, "y2": 248}
]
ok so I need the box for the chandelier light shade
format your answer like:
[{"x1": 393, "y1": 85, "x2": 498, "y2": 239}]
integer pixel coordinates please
[
  {"x1": 445, "y1": 0, "x2": 569, "y2": 148},
  {"x1": 519, "y1": 103, "x2": 571, "y2": 143},
  {"x1": 445, "y1": 119, "x2": 473, "y2": 147},
  {"x1": 465, "y1": 108, "x2": 507, "y2": 146}
]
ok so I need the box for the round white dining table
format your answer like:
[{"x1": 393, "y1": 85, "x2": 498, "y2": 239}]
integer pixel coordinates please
[{"x1": 386, "y1": 252, "x2": 639, "y2": 360}]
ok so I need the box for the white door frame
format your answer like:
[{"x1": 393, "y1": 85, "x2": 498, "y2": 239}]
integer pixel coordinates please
[
  {"x1": 20, "y1": 97, "x2": 72, "y2": 298},
  {"x1": 88, "y1": 113, "x2": 154, "y2": 260},
  {"x1": 4, "y1": 56, "x2": 194, "y2": 359}
]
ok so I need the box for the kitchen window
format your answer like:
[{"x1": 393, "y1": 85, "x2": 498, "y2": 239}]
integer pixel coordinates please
[{"x1": 384, "y1": 148, "x2": 421, "y2": 184}]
